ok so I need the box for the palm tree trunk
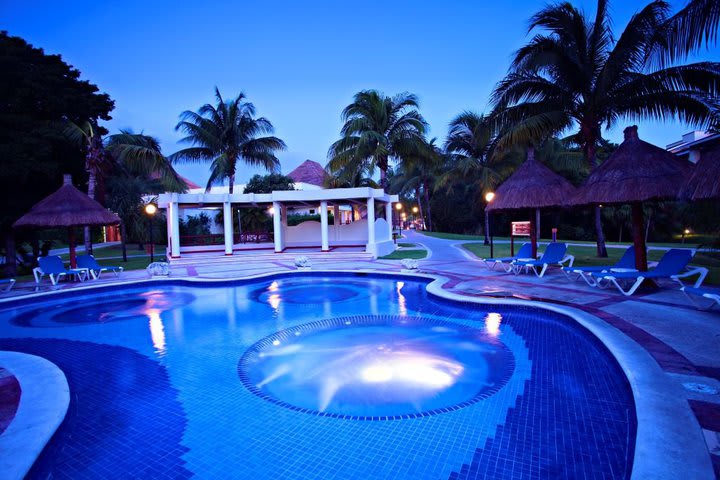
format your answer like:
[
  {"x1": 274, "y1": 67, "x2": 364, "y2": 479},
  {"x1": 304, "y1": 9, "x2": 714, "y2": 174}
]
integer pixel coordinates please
[
  {"x1": 228, "y1": 172, "x2": 235, "y2": 195},
  {"x1": 586, "y1": 140, "x2": 608, "y2": 257},
  {"x1": 414, "y1": 187, "x2": 424, "y2": 230},
  {"x1": 422, "y1": 179, "x2": 433, "y2": 231},
  {"x1": 120, "y1": 221, "x2": 128, "y2": 262},
  {"x1": 618, "y1": 224, "x2": 622, "y2": 243},
  {"x1": 84, "y1": 168, "x2": 97, "y2": 255}
]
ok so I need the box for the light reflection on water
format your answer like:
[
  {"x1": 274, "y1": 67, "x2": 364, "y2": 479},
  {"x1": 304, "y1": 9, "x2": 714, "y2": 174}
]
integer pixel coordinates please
[{"x1": 241, "y1": 316, "x2": 514, "y2": 418}]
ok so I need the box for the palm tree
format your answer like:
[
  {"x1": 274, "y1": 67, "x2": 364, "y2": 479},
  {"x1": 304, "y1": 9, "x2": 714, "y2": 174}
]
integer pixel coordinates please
[
  {"x1": 442, "y1": 112, "x2": 519, "y2": 243},
  {"x1": 172, "y1": 88, "x2": 286, "y2": 193},
  {"x1": 491, "y1": 0, "x2": 720, "y2": 256},
  {"x1": 106, "y1": 130, "x2": 188, "y2": 192},
  {"x1": 61, "y1": 120, "x2": 108, "y2": 254},
  {"x1": 392, "y1": 138, "x2": 444, "y2": 231},
  {"x1": 327, "y1": 90, "x2": 427, "y2": 188}
]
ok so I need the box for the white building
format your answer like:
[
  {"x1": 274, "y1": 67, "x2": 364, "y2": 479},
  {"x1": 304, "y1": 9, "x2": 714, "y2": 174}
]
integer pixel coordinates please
[{"x1": 158, "y1": 187, "x2": 398, "y2": 259}]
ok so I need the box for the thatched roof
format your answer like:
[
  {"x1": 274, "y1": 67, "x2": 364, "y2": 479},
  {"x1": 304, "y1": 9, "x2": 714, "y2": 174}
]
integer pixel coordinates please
[
  {"x1": 572, "y1": 126, "x2": 690, "y2": 206},
  {"x1": 14, "y1": 174, "x2": 121, "y2": 228},
  {"x1": 680, "y1": 146, "x2": 720, "y2": 200},
  {"x1": 486, "y1": 147, "x2": 576, "y2": 211},
  {"x1": 288, "y1": 160, "x2": 327, "y2": 187}
]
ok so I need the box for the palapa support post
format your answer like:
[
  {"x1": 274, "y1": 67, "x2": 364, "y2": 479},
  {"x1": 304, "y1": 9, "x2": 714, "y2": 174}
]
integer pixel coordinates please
[
  {"x1": 530, "y1": 211, "x2": 537, "y2": 259},
  {"x1": 631, "y1": 202, "x2": 648, "y2": 272},
  {"x1": 68, "y1": 227, "x2": 77, "y2": 268}
]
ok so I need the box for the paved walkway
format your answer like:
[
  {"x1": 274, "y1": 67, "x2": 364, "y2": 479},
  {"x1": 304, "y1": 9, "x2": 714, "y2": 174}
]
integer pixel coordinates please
[{"x1": 2, "y1": 231, "x2": 719, "y2": 475}]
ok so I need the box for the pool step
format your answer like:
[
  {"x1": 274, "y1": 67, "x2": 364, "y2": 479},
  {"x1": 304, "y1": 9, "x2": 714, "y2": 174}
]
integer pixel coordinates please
[{"x1": 168, "y1": 250, "x2": 375, "y2": 267}]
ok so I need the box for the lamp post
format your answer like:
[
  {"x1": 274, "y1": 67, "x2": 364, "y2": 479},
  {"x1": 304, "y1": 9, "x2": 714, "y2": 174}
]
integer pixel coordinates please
[
  {"x1": 394, "y1": 203, "x2": 403, "y2": 240},
  {"x1": 144, "y1": 203, "x2": 157, "y2": 263},
  {"x1": 682, "y1": 228, "x2": 690, "y2": 244},
  {"x1": 412, "y1": 206, "x2": 419, "y2": 229},
  {"x1": 485, "y1": 192, "x2": 495, "y2": 256}
]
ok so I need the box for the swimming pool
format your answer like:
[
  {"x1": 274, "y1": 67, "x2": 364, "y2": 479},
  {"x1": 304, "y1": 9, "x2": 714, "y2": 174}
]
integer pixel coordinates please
[{"x1": 0, "y1": 273, "x2": 636, "y2": 479}]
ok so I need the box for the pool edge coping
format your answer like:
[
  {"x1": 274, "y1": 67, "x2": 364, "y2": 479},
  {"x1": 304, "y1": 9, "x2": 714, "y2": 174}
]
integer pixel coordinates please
[
  {"x1": 0, "y1": 268, "x2": 714, "y2": 479},
  {"x1": 0, "y1": 351, "x2": 69, "y2": 480}
]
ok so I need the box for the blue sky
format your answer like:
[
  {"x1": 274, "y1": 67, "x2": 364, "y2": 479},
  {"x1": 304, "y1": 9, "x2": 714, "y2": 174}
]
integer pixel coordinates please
[{"x1": 3, "y1": 0, "x2": 715, "y2": 186}]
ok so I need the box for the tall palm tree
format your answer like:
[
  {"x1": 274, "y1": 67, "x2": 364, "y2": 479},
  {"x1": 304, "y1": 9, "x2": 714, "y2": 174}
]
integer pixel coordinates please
[
  {"x1": 442, "y1": 112, "x2": 519, "y2": 242},
  {"x1": 327, "y1": 90, "x2": 427, "y2": 188},
  {"x1": 61, "y1": 120, "x2": 108, "y2": 253},
  {"x1": 392, "y1": 138, "x2": 444, "y2": 231},
  {"x1": 491, "y1": 0, "x2": 720, "y2": 256},
  {"x1": 172, "y1": 88, "x2": 286, "y2": 193}
]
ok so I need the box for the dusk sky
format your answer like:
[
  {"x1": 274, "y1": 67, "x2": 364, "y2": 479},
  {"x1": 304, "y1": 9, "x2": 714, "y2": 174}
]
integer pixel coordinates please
[{"x1": 3, "y1": 0, "x2": 714, "y2": 186}]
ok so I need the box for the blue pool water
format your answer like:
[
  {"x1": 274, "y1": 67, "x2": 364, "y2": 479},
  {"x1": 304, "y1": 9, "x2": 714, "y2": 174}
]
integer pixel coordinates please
[{"x1": 0, "y1": 274, "x2": 636, "y2": 479}]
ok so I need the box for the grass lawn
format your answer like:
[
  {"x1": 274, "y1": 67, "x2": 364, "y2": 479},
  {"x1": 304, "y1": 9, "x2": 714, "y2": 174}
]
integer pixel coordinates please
[
  {"x1": 462, "y1": 242, "x2": 720, "y2": 285},
  {"x1": 420, "y1": 231, "x2": 710, "y2": 249},
  {"x1": 398, "y1": 243, "x2": 417, "y2": 248},
  {"x1": 380, "y1": 249, "x2": 428, "y2": 260}
]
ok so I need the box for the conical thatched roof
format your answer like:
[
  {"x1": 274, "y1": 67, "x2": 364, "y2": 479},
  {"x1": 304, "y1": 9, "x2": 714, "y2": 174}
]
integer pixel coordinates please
[
  {"x1": 486, "y1": 147, "x2": 576, "y2": 211},
  {"x1": 680, "y1": 147, "x2": 720, "y2": 200},
  {"x1": 14, "y1": 174, "x2": 120, "y2": 228},
  {"x1": 288, "y1": 160, "x2": 328, "y2": 187},
  {"x1": 572, "y1": 126, "x2": 690, "y2": 206}
]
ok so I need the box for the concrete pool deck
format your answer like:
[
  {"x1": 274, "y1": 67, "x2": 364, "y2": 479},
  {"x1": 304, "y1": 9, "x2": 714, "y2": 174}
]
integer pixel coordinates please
[{"x1": 1, "y1": 230, "x2": 719, "y2": 478}]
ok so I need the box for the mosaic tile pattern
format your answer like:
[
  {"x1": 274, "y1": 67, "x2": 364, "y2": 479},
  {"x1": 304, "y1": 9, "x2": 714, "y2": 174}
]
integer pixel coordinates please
[
  {"x1": 239, "y1": 314, "x2": 515, "y2": 420},
  {"x1": 0, "y1": 339, "x2": 192, "y2": 480},
  {"x1": 0, "y1": 276, "x2": 636, "y2": 479}
]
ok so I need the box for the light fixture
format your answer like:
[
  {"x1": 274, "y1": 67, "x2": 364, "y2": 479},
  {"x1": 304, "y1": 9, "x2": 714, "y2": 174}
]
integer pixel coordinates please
[
  {"x1": 684, "y1": 228, "x2": 691, "y2": 235},
  {"x1": 485, "y1": 191, "x2": 495, "y2": 203},
  {"x1": 268, "y1": 206, "x2": 275, "y2": 215},
  {"x1": 395, "y1": 203, "x2": 403, "y2": 211},
  {"x1": 412, "y1": 206, "x2": 418, "y2": 213},
  {"x1": 144, "y1": 203, "x2": 157, "y2": 216}
]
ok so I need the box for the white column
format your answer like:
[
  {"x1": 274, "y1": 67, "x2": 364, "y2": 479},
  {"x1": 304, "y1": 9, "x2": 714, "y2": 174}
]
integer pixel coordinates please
[
  {"x1": 223, "y1": 201, "x2": 233, "y2": 255},
  {"x1": 273, "y1": 201, "x2": 283, "y2": 252},
  {"x1": 320, "y1": 201, "x2": 329, "y2": 251},
  {"x1": 169, "y1": 200, "x2": 180, "y2": 258},
  {"x1": 366, "y1": 197, "x2": 376, "y2": 249},
  {"x1": 385, "y1": 202, "x2": 393, "y2": 239}
]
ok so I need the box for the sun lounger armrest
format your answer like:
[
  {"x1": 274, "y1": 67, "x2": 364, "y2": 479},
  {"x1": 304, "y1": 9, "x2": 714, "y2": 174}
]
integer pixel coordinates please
[
  {"x1": 672, "y1": 267, "x2": 709, "y2": 289},
  {"x1": 559, "y1": 255, "x2": 574, "y2": 267}
]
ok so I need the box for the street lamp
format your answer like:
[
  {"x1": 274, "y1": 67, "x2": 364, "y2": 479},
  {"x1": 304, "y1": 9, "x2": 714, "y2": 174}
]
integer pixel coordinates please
[
  {"x1": 484, "y1": 191, "x2": 495, "y2": 255},
  {"x1": 394, "y1": 203, "x2": 403, "y2": 238},
  {"x1": 682, "y1": 228, "x2": 691, "y2": 244},
  {"x1": 144, "y1": 203, "x2": 157, "y2": 262}
]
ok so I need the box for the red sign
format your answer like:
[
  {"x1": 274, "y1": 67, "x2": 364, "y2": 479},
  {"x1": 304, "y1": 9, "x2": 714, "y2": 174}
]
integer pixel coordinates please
[{"x1": 511, "y1": 221, "x2": 532, "y2": 236}]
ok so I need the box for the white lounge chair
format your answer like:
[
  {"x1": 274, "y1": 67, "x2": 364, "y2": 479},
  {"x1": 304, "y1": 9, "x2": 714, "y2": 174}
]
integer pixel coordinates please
[
  {"x1": 1, "y1": 278, "x2": 15, "y2": 292},
  {"x1": 512, "y1": 242, "x2": 574, "y2": 278},
  {"x1": 77, "y1": 254, "x2": 123, "y2": 279},
  {"x1": 682, "y1": 287, "x2": 720, "y2": 310},
  {"x1": 480, "y1": 242, "x2": 534, "y2": 271},
  {"x1": 562, "y1": 246, "x2": 636, "y2": 286},
  {"x1": 33, "y1": 256, "x2": 89, "y2": 285},
  {"x1": 591, "y1": 249, "x2": 707, "y2": 296}
]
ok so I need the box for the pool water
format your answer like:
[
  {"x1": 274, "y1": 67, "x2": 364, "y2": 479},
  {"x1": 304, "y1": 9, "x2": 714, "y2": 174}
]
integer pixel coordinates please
[{"x1": 0, "y1": 274, "x2": 636, "y2": 479}]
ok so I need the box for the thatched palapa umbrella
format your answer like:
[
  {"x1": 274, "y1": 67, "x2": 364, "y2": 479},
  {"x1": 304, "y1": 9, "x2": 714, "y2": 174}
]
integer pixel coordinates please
[
  {"x1": 572, "y1": 126, "x2": 689, "y2": 271},
  {"x1": 14, "y1": 174, "x2": 120, "y2": 267},
  {"x1": 680, "y1": 147, "x2": 720, "y2": 200},
  {"x1": 487, "y1": 146, "x2": 577, "y2": 257}
]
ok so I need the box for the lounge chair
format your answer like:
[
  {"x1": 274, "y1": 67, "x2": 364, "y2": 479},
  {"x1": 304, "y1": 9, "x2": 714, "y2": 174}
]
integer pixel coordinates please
[
  {"x1": 590, "y1": 249, "x2": 707, "y2": 296},
  {"x1": 480, "y1": 242, "x2": 534, "y2": 271},
  {"x1": 77, "y1": 254, "x2": 123, "y2": 280},
  {"x1": 682, "y1": 287, "x2": 720, "y2": 310},
  {"x1": 511, "y1": 242, "x2": 574, "y2": 277},
  {"x1": 1, "y1": 278, "x2": 15, "y2": 292},
  {"x1": 562, "y1": 246, "x2": 636, "y2": 286},
  {"x1": 33, "y1": 256, "x2": 89, "y2": 285}
]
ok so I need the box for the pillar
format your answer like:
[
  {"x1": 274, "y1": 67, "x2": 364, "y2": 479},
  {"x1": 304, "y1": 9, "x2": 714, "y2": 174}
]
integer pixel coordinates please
[
  {"x1": 169, "y1": 199, "x2": 180, "y2": 258},
  {"x1": 385, "y1": 202, "x2": 393, "y2": 240},
  {"x1": 223, "y1": 201, "x2": 233, "y2": 255},
  {"x1": 273, "y1": 201, "x2": 283, "y2": 252},
  {"x1": 367, "y1": 198, "x2": 376, "y2": 249},
  {"x1": 320, "y1": 201, "x2": 329, "y2": 251}
]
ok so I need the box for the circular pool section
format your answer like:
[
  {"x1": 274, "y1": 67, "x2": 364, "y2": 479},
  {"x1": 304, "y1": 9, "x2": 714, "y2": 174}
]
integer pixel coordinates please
[{"x1": 239, "y1": 314, "x2": 514, "y2": 419}]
